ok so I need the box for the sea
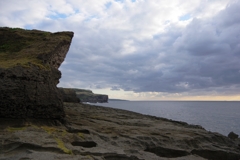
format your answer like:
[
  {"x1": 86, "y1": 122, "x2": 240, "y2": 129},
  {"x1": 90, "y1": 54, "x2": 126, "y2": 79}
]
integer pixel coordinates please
[{"x1": 89, "y1": 101, "x2": 240, "y2": 136}]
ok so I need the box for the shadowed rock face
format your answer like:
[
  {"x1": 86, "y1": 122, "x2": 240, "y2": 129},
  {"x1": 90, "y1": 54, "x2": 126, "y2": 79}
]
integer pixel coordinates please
[
  {"x1": 0, "y1": 27, "x2": 74, "y2": 119},
  {"x1": 58, "y1": 88, "x2": 80, "y2": 103},
  {"x1": 74, "y1": 89, "x2": 108, "y2": 103}
]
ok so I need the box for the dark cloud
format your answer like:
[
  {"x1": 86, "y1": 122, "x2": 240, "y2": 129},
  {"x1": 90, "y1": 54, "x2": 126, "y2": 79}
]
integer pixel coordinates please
[
  {"x1": 1, "y1": 0, "x2": 240, "y2": 98},
  {"x1": 59, "y1": 1, "x2": 240, "y2": 96},
  {"x1": 111, "y1": 86, "x2": 121, "y2": 91}
]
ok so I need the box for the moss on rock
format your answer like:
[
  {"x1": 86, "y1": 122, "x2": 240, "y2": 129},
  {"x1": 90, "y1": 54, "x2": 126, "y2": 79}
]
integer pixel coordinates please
[{"x1": 0, "y1": 27, "x2": 73, "y2": 69}]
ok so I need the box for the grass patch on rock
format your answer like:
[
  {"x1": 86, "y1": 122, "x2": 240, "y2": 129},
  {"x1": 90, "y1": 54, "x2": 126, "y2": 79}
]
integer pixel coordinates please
[
  {"x1": 6, "y1": 126, "x2": 26, "y2": 132},
  {"x1": 78, "y1": 132, "x2": 85, "y2": 139},
  {"x1": 41, "y1": 126, "x2": 72, "y2": 154},
  {"x1": 0, "y1": 27, "x2": 72, "y2": 69},
  {"x1": 55, "y1": 138, "x2": 73, "y2": 154},
  {"x1": 41, "y1": 126, "x2": 58, "y2": 134}
]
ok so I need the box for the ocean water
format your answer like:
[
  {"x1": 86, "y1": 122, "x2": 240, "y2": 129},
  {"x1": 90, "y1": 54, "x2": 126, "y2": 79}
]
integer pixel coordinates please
[{"x1": 90, "y1": 101, "x2": 240, "y2": 136}]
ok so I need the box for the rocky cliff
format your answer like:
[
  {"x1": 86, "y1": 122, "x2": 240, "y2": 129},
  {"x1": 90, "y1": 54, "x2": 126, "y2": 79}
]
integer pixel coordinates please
[
  {"x1": 58, "y1": 87, "x2": 80, "y2": 103},
  {"x1": 0, "y1": 27, "x2": 73, "y2": 119},
  {"x1": 74, "y1": 89, "x2": 108, "y2": 103}
]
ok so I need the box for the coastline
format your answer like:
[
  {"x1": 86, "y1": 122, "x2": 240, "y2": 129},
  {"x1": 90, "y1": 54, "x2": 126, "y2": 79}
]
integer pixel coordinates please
[
  {"x1": 93, "y1": 100, "x2": 240, "y2": 136},
  {"x1": 1, "y1": 102, "x2": 239, "y2": 160}
]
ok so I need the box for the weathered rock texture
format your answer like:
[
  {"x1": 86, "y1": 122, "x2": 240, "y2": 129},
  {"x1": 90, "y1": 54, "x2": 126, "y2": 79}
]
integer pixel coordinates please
[
  {"x1": 0, "y1": 27, "x2": 73, "y2": 119},
  {"x1": 58, "y1": 87, "x2": 80, "y2": 103},
  {"x1": 75, "y1": 89, "x2": 108, "y2": 103},
  {"x1": 0, "y1": 103, "x2": 239, "y2": 160}
]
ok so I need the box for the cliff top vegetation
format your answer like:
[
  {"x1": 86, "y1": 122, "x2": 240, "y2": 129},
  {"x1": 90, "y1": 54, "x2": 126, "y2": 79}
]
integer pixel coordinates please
[{"x1": 0, "y1": 27, "x2": 73, "y2": 69}]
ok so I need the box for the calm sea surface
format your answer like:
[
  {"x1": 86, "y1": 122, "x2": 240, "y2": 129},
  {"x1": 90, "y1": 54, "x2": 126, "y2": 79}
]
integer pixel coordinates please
[{"x1": 90, "y1": 101, "x2": 240, "y2": 136}]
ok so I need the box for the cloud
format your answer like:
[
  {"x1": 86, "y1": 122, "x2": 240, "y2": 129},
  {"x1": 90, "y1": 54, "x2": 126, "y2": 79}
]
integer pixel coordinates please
[{"x1": 1, "y1": 0, "x2": 240, "y2": 99}]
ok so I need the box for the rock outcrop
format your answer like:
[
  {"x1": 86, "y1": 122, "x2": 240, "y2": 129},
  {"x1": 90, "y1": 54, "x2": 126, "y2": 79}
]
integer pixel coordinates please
[
  {"x1": 0, "y1": 103, "x2": 240, "y2": 160},
  {"x1": 228, "y1": 131, "x2": 239, "y2": 140},
  {"x1": 74, "y1": 89, "x2": 108, "y2": 103},
  {"x1": 0, "y1": 27, "x2": 73, "y2": 119},
  {"x1": 58, "y1": 87, "x2": 80, "y2": 103}
]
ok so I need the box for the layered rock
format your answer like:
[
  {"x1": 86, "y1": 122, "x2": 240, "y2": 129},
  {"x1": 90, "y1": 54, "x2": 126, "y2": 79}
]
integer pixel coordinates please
[
  {"x1": 74, "y1": 89, "x2": 108, "y2": 103},
  {"x1": 58, "y1": 87, "x2": 80, "y2": 103},
  {"x1": 0, "y1": 27, "x2": 73, "y2": 119},
  {"x1": 0, "y1": 103, "x2": 240, "y2": 160}
]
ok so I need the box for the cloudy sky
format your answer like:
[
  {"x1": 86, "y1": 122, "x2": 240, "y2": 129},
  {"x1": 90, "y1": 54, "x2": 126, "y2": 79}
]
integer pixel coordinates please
[{"x1": 1, "y1": 0, "x2": 240, "y2": 100}]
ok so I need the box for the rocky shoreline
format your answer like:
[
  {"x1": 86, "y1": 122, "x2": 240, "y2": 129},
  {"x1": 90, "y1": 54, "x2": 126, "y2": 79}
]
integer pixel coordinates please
[{"x1": 1, "y1": 102, "x2": 239, "y2": 160}]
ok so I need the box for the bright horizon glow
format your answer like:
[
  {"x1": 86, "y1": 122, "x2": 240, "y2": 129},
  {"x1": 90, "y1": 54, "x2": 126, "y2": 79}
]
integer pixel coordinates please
[{"x1": 90, "y1": 88, "x2": 240, "y2": 101}]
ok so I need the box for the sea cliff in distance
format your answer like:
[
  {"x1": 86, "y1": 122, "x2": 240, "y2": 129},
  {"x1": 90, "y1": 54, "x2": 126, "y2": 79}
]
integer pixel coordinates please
[
  {"x1": 109, "y1": 98, "x2": 129, "y2": 101},
  {"x1": 59, "y1": 88, "x2": 108, "y2": 103}
]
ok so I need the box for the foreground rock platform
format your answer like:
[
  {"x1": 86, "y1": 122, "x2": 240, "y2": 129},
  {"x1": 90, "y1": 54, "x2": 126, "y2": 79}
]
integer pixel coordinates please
[
  {"x1": 0, "y1": 27, "x2": 73, "y2": 119},
  {"x1": 0, "y1": 103, "x2": 239, "y2": 160}
]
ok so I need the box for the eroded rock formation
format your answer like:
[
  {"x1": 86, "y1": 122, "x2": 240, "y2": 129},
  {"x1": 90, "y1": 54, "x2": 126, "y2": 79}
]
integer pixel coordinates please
[{"x1": 0, "y1": 27, "x2": 73, "y2": 119}]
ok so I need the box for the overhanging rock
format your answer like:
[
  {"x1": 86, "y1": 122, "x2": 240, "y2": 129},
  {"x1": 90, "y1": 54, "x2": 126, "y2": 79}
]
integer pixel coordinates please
[{"x1": 0, "y1": 27, "x2": 74, "y2": 119}]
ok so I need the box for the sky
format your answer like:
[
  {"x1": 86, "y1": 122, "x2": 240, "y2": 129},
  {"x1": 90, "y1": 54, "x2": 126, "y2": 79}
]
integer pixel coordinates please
[{"x1": 1, "y1": 0, "x2": 240, "y2": 100}]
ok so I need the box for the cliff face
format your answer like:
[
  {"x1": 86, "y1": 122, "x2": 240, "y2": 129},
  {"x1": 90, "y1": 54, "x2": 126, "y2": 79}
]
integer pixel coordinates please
[
  {"x1": 74, "y1": 89, "x2": 108, "y2": 103},
  {"x1": 58, "y1": 87, "x2": 80, "y2": 103},
  {"x1": 57, "y1": 88, "x2": 108, "y2": 103},
  {"x1": 0, "y1": 27, "x2": 73, "y2": 119}
]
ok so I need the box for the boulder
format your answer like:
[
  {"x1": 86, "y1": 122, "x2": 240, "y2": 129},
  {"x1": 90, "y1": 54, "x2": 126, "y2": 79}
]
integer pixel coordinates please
[{"x1": 0, "y1": 27, "x2": 73, "y2": 119}]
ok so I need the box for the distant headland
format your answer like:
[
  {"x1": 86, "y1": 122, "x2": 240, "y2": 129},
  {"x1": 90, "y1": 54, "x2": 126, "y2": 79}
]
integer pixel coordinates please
[{"x1": 59, "y1": 87, "x2": 108, "y2": 103}]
